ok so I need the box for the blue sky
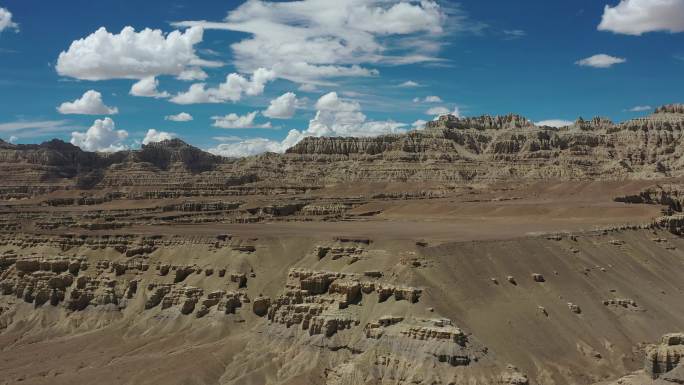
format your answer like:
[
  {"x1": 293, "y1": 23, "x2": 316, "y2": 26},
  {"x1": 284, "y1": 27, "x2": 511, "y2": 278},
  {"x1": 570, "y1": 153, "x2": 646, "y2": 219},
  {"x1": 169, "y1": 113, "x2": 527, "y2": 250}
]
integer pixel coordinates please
[{"x1": 0, "y1": 0, "x2": 682, "y2": 156}]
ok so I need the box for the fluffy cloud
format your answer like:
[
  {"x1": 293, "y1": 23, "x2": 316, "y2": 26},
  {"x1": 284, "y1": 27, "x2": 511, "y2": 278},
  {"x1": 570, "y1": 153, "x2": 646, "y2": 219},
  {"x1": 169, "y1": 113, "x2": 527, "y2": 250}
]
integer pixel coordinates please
[
  {"x1": 177, "y1": 67, "x2": 208, "y2": 81},
  {"x1": 70, "y1": 117, "x2": 128, "y2": 152},
  {"x1": 56, "y1": 26, "x2": 221, "y2": 81},
  {"x1": 209, "y1": 92, "x2": 405, "y2": 157},
  {"x1": 142, "y1": 129, "x2": 175, "y2": 144},
  {"x1": 7, "y1": 135, "x2": 17, "y2": 143},
  {"x1": 598, "y1": 0, "x2": 684, "y2": 35},
  {"x1": 173, "y1": 0, "x2": 447, "y2": 83},
  {"x1": 398, "y1": 80, "x2": 421, "y2": 87},
  {"x1": 57, "y1": 90, "x2": 118, "y2": 115},
  {"x1": 263, "y1": 92, "x2": 299, "y2": 119},
  {"x1": 208, "y1": 138, "x2": 286, "y2": 158},
  {"x1": 165, "y1": 112, "x2": 193, "y2": 122},
  {"x1": 412, "y1": 119, "x2": 428, "y2": 130},
  {"x1": 0, "y1": 7, "x2": 18, "y2": 33},
  {"x1": 305, "y1": 92, "x2": 405, "y2": 137},
  {"x1": 212, "y1": 111, "x2": 272, "y2": 129},
  {"x1": 575, "y1": 54, "x2": 626, "y2": 68},
  {"x1": 171, "y1": 68, "x2": 275, "y2": 104},
  {"x1": 535, "y1": 119, "x2": 573, "y2": 128},
  {"x1": 426, "y1": 106, "x2": 459, "y2": 116},
  {"x1": 414, "y1": 95, "x2": 442, "y2": 103},
  {"x1": 130, "y1": 76, "x2": 170, "y2": 98},
  {"x1": 298, "y1": 83, "x2": 319, "y2": 92},
  {"x1": 629, "y1": 105, "x2": 652, "y2": 112},
  {"x1": 426, "y1": 106, "x2": 449, "y2": 115}
]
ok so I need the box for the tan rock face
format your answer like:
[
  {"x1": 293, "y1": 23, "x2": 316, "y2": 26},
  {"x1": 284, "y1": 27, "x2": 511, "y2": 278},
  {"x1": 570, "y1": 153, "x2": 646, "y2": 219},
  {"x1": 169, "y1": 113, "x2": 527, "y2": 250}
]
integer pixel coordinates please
[
  {"x1": 2, "y1": 105, "x2": 684, "y2": 201},
  {"x1": 266, "y1": 268, "x2": 425, "y2": 337},
  {"x1": 256, "y1": 267, "x2": 495, "y2": 384},
  {"x1": 0, "y1": 254, "x2": 250, "y2": 320},
  {"x1": 645, "y1": 333, "x2": 684, "y2": 379}
]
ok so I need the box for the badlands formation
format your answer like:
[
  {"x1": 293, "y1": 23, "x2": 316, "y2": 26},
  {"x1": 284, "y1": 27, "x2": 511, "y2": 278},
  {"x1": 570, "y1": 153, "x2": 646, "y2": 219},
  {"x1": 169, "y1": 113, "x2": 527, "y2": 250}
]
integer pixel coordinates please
[{"x1": 1, "y1": 105, "x2": 684, "y2": 384}]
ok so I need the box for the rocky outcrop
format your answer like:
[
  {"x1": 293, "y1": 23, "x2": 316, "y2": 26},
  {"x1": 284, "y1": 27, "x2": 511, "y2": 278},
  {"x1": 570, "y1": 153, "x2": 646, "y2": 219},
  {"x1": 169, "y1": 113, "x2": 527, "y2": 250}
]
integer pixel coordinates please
[
  {"x1": 425, "y1": 113, "x2": 534, "y2": 131},
  {"x1": 656, "y1": 104, "x2": 684, "y2": 114},
  {"x1": 132, "y1": 139, "x2": 225, "y2": 173},
  {"x1": 258, "y1": 267, "x2": 494, "y2": 385},
  {"x1": 645, "y1": 333, "x2": 684, "y2": 379},
  {"x1": 603, "y1": 298, "x2": 638, "y2": 309},
  {"x1": 0, "y1": 254, "x2": 250, "y2": 319},
  {"x1": 286, "y1": 136, "x2": 402, "y2": 155},
  {"x1": 615, "y1": 184, "x2": 684, "y2": 213},
  {"x1": 267, "y1": 269, "x2": 422, "y2": 337},
  {"x1": 655, "y1": 214, "x2": 684, "y2": 235}
]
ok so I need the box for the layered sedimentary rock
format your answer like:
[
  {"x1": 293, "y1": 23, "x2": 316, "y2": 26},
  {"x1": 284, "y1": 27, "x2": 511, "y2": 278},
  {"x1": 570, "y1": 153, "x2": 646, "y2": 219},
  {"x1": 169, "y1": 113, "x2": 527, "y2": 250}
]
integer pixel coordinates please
[
  {"x1": 2, "y1": 105, "x2": 684, "y2": 200},
  {"x1": 616, "y1": 183, "x2": 684, "y2": 213},
  {"x1": 0, "y1": 253, "x2": 251, "y2": 319},
  {"x1": 281, "y1": 105, "x2": 684, "y2": 183},
  {"x1": 255, "y1": 267, "x2": 496, "y2": 384},
  {"x1": 646, "y1": 333, "x2": 684, "y2": 378},
  {"x1": 604, "y1": 333, "x2": 684, "y2": 384},
  {"x1": 0, "y1": 223, "x2": 683, "y2": 384}
]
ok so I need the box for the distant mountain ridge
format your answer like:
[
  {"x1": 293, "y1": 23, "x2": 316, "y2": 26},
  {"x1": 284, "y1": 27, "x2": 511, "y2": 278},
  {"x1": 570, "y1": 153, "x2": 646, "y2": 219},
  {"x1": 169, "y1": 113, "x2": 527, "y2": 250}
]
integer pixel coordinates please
[
  {"x1": 0, "y1": 137, "x2": 224, "y2": 171},
  {"x1": 0, "y1": 104, "x2": 683, "y2": 198}
]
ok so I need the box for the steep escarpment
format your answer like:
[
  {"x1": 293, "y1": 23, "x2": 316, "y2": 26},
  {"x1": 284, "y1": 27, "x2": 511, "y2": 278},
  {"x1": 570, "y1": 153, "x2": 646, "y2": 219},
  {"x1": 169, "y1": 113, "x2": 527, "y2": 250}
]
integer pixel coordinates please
[
  {"x1": 1, "y1": 226, "x2": 684, "y2": 385},
  {"x1": 129, "y1": 138, "x2": 226, "y2": 173},
  {"x1": 2, "y1": 104, "x2": 684, "y2": 200},
  {"x1": 0, "y1": 139, "x2": 232, "y2": 199},
  {"x1": 280, "y1": 105, "x2": 684, "y2": 184}
]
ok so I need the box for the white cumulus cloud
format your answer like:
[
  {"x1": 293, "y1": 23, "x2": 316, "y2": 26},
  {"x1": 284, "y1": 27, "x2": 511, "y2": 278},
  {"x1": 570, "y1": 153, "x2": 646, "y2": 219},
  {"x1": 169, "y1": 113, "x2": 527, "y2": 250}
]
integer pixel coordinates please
[
  {"x1": 575, "y1": 54, "x2": 626, "y2": 68},
  {"x1": 412, "y1": 119, "x2": 428, "y2": 130},
  {"x1": 212, "y1": 111, "x2": 272, "y2": 129},
  {"x1": 173, "y1": 0, "x2": 448, "y2": 83},
  {"x1": 298, "y1": 83, "x2": 319, "y2": 92},
  {"x1": 0, "y1": 7, "x2": 18, "y2": 33},
  {"x1": 142, "y1": 129, "x2": 175, "y2": 144},
  {"x1": 263, "y1": 92, "x2": 299, "y2": 119},
  {"x1": 57, "y1": 90, "x2": 118, "y2": 115},
  {"x1": 177, "y1": 67, "x2": 208, "y2": 81},
  {"x1": 398, "y1": 80, "x2": 421, "y2": 87},
  {"x1": 414, "y1": 95, "x2": 442, "y2": 103},
  {"x1": 426, "y1": 106, "x2": 459, "y2": 116},
  {"x1": 70, "y1": 117, "x2": 128, "y2": 152},
  {"x1": 598, "y1": 0, "x2": 684, "y2": 35},
  {"x1": 208, "y1": 138, "x2": 286, "y2": 158},
  {"x1": 165, "y1": 112, "x2": 193, "y2": 122},
  {"x1": 130, "y1": 76, "x2": 170, "y2": 98},
  {"x1": 629, "y1": 105, "x2": 653, "y2": 112},
  {"x1": 171, "y1": 68, "x2": 275, "y2": 104},
  {"x1": 209, "y1": 92, "x2": 405, "y2": 157},
  {"x1": 535, "y1": 119, "x2": 573, "y2": 128},
  {"x1": 56, "y1": 26, "x2": 221, "y2": 81}
]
